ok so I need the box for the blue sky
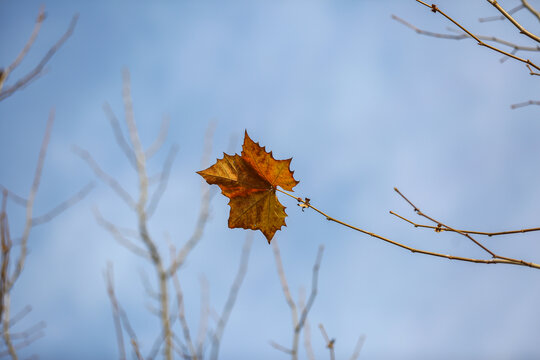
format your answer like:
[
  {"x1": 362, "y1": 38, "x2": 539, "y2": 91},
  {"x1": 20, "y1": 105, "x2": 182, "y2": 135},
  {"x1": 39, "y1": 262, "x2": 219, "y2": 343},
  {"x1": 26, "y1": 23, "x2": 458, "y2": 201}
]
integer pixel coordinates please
[{"x1": 2, "y1": 1, "x2": 540, "y2": 359}]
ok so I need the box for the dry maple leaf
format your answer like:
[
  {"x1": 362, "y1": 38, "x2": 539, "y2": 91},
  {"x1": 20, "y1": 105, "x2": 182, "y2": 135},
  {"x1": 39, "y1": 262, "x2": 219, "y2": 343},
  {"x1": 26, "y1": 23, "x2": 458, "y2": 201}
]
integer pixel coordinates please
[{"x1": 197, "y1": 131, "x2": 299, "y2": 243}]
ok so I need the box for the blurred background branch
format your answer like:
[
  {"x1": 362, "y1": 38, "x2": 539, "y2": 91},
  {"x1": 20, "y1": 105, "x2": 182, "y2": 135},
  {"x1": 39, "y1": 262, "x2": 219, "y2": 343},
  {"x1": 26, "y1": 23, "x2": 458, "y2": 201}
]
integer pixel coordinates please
[{"x1": 0, "y1": 7, "x2": 78, "y2": 102}]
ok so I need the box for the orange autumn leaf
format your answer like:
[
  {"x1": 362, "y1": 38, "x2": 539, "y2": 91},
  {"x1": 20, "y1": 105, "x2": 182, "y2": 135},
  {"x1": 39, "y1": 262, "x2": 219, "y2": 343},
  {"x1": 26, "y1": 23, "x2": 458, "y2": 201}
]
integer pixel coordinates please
[{"x1": 197, "y1": 131, "x2": 299, "y2": 243}]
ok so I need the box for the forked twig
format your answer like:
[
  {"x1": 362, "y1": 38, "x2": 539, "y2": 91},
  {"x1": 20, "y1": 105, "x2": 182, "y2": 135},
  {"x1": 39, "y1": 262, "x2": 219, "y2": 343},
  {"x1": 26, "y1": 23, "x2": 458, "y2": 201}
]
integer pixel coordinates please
[
  {"x1": 31, "y1": 182, "x2": 94, "y2": 226},
  {"x1": 72, "y1": 145, "x2": 136, "y2": 210},
  {"x1": 298, "y1": 291, "x2": 316, "y2": 360},
  {"x1": 94, "y1": 71, "x2": 221, "y2": 360},
  {"x1": 390, "y1": 210, "x2": 540, "y2": 237},
  {"x1": 479, "y1": 4, "x2": 524, "y2": 22},
  {"x1": 210, "y1": 235, "x2": 252, "y2": 360},
  {"x1": 9, "y1": 109, "x2": 54, "y2": 290},
  {"x1": 413, "y1": 1, "x2": 540, "y2": 73},
  {"x1": 105, "y1": 264, "x2": 126, "y2": 360},
  {"x1": 392, "y1": 14, "x2": 540, "y2": 52},
  {"x1": 486, "y1": 0, "x2": 540, "y2": 43},
  {"x1": 271, "y1": 240, "x2": 324, "y2": 360},
  {"x1": 521, "y1": 0, "x2": 540, "y2": 22},
  {"x1": 276, "y1": 188, "x2": 540, "y2": 269},
  {"x1": 0, "y1": 9, "x2": 79, "y2": 101},
  {"x1": 318, "y1": 324, "x2": 335, "y2": 360}
]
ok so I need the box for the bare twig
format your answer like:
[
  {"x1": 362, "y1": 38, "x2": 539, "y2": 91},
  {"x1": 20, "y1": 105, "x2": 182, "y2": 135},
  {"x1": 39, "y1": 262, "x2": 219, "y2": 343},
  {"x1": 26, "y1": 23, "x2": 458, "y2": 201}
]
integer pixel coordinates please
[
  {"x1": 390, "y1": 210, "x2": 540, "y2": 237},
  {"x1": 166, "y1": 123, "x2": 216, "y2": 276},
  {"x1": 0, "y1": 192, "x2": 11, "y2": 324},
  {"x1": 210, "y1": 235, "x2": 252, "y2": 360},
  {"x1": 94, "y1": 208, "x2": 150, "y2": 261},
  {"x1": 7, "y1": 321, "x2": 46, "y2": 340},
  {"x1": 145, "y1": 116, "x2": 171, "y2": 159},
  {"x1": 31, "y1": 182, "x2": 94, "y2": 226},
  {"x1": 138, "y1": 269, "x2": 159, "y2": 300},
  {"x1": 3, "y1": 7, "x2": 45, "y2": 79},
  {"x1": 318, "y1": 324, "x2": 335, "y2": 360},
  {"x1": 0, "y1": 187, "x2": 27, "y2": 207},
  {"x1": 298, "y1": 290, "x2": 315, "y2": 360},
  {"x1": 511, "y1": 99, "x2": 540, "y2": 108},
  {"x1": 2, "y1": 294, "x2": 16, "y2": 359},
  {"x1": 414, "y1": 0, "x2": 540, "y2": 73},
  {"x1": 131, "y1": 339, "x2": 144, "y2": 360},
  {"x1": 277, "y1": 188, "x2": 540, "y2": 269},
  {"x1": 6, "y1": 306, "x2": 32, "y2": 330},
  {"x1": 196, "y1": 276, "x2": 210, "y2": 358},
  {"x1": 269, "y1": 341, "x2": 293, "y2": 355},
  {"x1": 272, "y1": 240, "x2": 298, "y2": 359},
  {"x1": 272, "y1": 240, "x2": 324, "y2": 360},
  {"x1": 105, "y1": 264, "x2": 126, "y2": 360},
  {"x1": 486, "y1": 0, "x2": 540, "y2": 43},
  {"x1": 9, "y1": 109, "x2": 54, "y2": 291},
  {"x1": 392, "y1": 187, "x2": 521, "y2": 263},
  {"x1": 122, "y1": 68, "x2": 173, "y2": 360},
  {"x1": 0, "y1": 11, "x2": 79, "y2": 101},
  {"x1": 392, "y1": 14, "x2": 540, "y2": 51},
  {"x1": 521, "y1": 0, "x2": 540, "y2": 22},
  {"x1": 349, "y1": 335, "x2": 366, "y2": 360},
  {"x1": 296, "y1": 245, "x2": 324, "y2": 337},
  {"x1": 146, "y1": 145, "x2": 178, "y2": 218},
  {"x1": 479, "y1": 4, "x2": 524, "y2": 22},
  {"x1": 73, "y1": 145, "x2": 136, "y2": 210},
  {"x1": 102, "y1": 103, "x2": 137, "y2": 170},
  {"x1": 172, "y1": 264, "x2": 197, "y2": 359}
]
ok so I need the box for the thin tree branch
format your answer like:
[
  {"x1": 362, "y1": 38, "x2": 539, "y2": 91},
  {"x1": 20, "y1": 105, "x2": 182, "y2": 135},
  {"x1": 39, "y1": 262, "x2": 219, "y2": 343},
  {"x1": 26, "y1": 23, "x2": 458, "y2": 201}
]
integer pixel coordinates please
[
  {"x1": 272, "y1": 240, "x2": 299, "y2": 359},
  {"x1": 167, "y1": 123, "x2": 216, "y2": 276},
  {"x1": 94, "y1": 208, "x2": 150, "y2": 261},
  {"x1": 131, "y1": 339, "x2": 144, "y2": 360},
  {"x1": 9, "y1": 109, "x2": 54, "y2": 291},
  {"x1": 5, "y1": 321, "x2": 45, "y2": 340},
  {"x1": 392, "y1": 14, "x2": 540, "y2": 51},
  {"x1": 318, "y1": 324, "x2": 335, "y2": 360},
  {"x1": 479, "y1": 4, "x2": 524, "y2": 22},
  {"x1": 145, "y1": 116, "x2": 171, "y2": 159},
  {"x1": 390, "y1": 210, "x2": 540, "y2": 237},
  {"x1": 0, "y1": 186, "x2": 27, "y2": 207},
  {"x1": 349, "y1": 335, "x2": 366, "y2": 360},
  {"x1": 393, "y1": 187, "x2": 512, "y2": 260},
  {"x1": 72, "y1": 145, "x2": 137, "y2": 210},
  {"x1": 2, "y1": 294, "x2": 16, "y2": 359},
  {"x1": 276, "y1": 188, "x2": 540, "y2": 269},
  {"x1": 31, "y1": 182, "x2": 94, "y2": 226},
  {"x1": 6, "y1": 306, "x2": 32, "y2": 330},
  {"x1": 296, "y1": 246, "x2": 324, "y2": 336},
  {"x1": 0, "y1": 192, "x2": 11, "y2": 324},
  {"x1": 196, "y1": 275, "x2": 210, "y2": 359},
  {"x1": 0, "y1": 12, "x2": 79, "y2": 102},
  {"x1": 146, "y1": 145, "x2": 178, "y2": 219},
  {"x1": 102, "y1": 103, "x2": 138, "y2": 170},
  {"x1": 122, "y1": 68, "x2": 172, "y2": 360},
  {"x1": 521, "y1": 0, "x2": 540, "y2": 22},
  {"x1": 511, "y1": 99, "x2": 540, "y2": 108},
  {"x1": 298, "y1": 290, "x2": 315, "y2": 360},
  {"x1": 486, "y1": 0, "x2": 540, "y2": 43},
  {"x1": 3, "y1": 7, "x2": 45, "y2": 80},
  {"x1": 269, "y1": 341, "x2": 293, "y2": 355},
  {"x1": 210, "y1": 235, "x2": 252, "y2": 360},
  {"x1": 165, "y1": 184, "x2": 214, "y2": 276},
  {"x1": 138, "y1": 269, "x2": 159, "y2": 300},
  {"x1": 414, "y1": 0, "x2": 540, "y2": 73},
  {"x1": 172, "y1": 266, "x2": 197, "y2": 359},
  {"x1": 105, "y1": 264, "x2": 126, "y2": 360}
]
